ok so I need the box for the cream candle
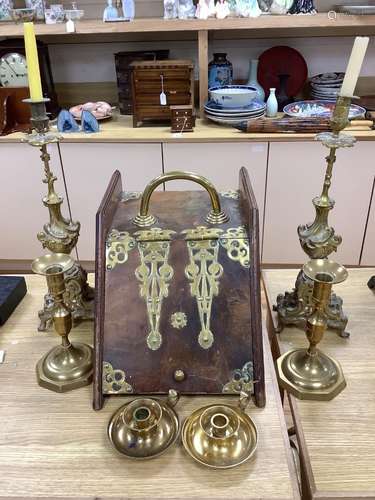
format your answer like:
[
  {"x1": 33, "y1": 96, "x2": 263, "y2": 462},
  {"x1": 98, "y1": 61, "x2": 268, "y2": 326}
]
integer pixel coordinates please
[
  {"x1": 340, "y1": 36, "x2": 369, "y2": 97},
  {"x1": 23, "y1": 22, "x2": 43, "y2": 101}
]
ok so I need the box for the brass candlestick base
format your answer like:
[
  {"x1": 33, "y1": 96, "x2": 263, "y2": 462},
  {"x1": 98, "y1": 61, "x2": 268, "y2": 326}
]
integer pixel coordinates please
[
  {"x1": 277, "y1": 259, "x2": 347, "y2": 401},
  {"x1": 275, "y1": 270, "x2": 348, "y2": 338},
  {"x1": 32, "y1": 253, "x2": 93, "y2": 392},
  {"x1": 24, "y1": 98, "x2": 94, "y2": 332},
  {"x1": 275, "y1": 96, "x2": 355, "y2": 339}
]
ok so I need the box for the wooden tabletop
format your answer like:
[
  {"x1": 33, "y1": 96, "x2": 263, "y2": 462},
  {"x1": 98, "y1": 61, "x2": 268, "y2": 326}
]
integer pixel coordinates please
[
  {"x1": 0, "y1": 275, "x2": 299, "y2": 499},
  {"x1": 263, "y1": 268, "x2": 375, "y2": 500}
]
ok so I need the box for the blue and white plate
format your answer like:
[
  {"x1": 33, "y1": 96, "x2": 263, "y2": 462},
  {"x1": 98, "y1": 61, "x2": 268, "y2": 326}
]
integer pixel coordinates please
[
  {"x1": 205, "y1": 108, "x2": 265, "y2": 118},
  {"x1": 206, "y1": 112, "x2": 265, "y2": 126},
  {"x1": 205, "y1": 99, "x2": 266, "y2": 114},
  {"x1": 205, "y1": 109, "x2": 266, "y2": 119},
  {"x1": 284, "y1": 100, "x2": 366, "y2": 119}
]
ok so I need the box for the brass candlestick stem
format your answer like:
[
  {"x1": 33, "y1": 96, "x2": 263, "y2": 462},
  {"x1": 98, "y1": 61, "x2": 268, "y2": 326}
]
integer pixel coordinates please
[
  {"x1": 277, "y1": 258, "x2": 348, "y2": 401},
  {"x1": 275, "y1": 96, "x2": 356, "y2": 338},
  {"x1": 32, "y1": 253, "x2": 93, "y2": 392},
  {"x1": 23, "y1": 98, "x2": 94, "y2": 331}
]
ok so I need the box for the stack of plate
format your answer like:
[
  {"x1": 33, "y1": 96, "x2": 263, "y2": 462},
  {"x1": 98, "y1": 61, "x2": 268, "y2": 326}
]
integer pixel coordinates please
[
  {"x1": 204, "y1": 99, "x2": 266, "y2": 126},
  {"x1": 310, "y1": 72, "x2": 344, "y2": 100}
]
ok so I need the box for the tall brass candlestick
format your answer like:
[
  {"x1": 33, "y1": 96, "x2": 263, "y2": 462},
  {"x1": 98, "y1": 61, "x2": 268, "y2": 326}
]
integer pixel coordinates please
[
  {"x1": 275, "y1": 96, "x2": 355, "y2": 338},
  {"x1": 32, "y1": 253, "x2": 93, "y2": 392},
  {"x1": 277, "y1": 258, "x2": 347, "y2": 401},
  {"x1": 23, "y1": 98, "x2": 94, "y2": 330}
]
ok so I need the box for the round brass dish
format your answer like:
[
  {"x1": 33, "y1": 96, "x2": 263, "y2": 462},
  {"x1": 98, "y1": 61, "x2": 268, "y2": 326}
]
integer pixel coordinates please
[
  {"x1": 182, "y1": 404, "x2": 258, "y2": 469},
  {"x1": 108, "y1": 393, "x2": 180, "y2": 460}
]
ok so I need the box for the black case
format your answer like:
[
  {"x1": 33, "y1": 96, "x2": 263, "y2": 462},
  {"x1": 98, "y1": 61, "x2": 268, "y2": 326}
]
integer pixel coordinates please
[{"x1": 0, "y1": 276, "x2": 27, "y2": 326}]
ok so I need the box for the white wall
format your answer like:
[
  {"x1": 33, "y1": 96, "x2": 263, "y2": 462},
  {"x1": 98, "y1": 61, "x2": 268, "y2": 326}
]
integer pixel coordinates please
[{"x1": 49, "y1": 36, "x2": 375, "y2": 85}]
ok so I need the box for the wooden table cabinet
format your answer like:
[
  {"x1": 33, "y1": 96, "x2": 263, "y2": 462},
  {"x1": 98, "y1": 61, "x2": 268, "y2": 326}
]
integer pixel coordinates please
[
  {"x1": 263, "y1": 268, "x2": 375, "y2": 500},
  {"x1": 0, "y1": 275, "x2": 299, "y2": 499}
]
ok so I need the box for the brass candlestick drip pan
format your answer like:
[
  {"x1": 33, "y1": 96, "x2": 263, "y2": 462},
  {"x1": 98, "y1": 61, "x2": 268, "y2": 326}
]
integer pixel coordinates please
[
  {"x1": 182, "y1": 393, "x2": 257, "y2": 469},
  {"x1": 108, "y1": 390, "x2": 180, "y2": 459},
  {"x1": 32, "y1": 253, "x2": 93, "y2": 392},
  {"x1": 277, "y1": 258, "x2": 348, "y2": 401}
]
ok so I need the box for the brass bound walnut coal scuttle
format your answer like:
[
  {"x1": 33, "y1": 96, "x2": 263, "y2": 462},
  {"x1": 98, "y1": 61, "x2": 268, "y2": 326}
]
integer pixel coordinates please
[{"x1": 93, "y1": 168, "x2": 264, "y2": 410}]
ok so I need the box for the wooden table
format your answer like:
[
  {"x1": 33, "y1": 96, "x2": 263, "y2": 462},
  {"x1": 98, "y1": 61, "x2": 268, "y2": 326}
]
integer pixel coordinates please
[
  {"x1": 263, "y1": 268, "x2": 375, "y2": 500},
  {"x1": 0, "y1": 275, "x2": 299, "y2": 499}
]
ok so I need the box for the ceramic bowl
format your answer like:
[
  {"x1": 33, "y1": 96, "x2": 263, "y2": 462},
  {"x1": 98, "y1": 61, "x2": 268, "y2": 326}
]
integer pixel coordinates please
[
  {"x1": 10, "y1": 8, "x2": 35, "y2": 23},
  {"x1": 209, "y1": 85, "x2": 258, "y2": 108}
]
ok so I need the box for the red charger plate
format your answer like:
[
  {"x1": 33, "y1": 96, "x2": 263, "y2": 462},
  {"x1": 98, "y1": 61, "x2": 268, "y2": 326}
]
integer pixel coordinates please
[{"x1": 258, "y1": 46, "x2": 308, "y2": 99}]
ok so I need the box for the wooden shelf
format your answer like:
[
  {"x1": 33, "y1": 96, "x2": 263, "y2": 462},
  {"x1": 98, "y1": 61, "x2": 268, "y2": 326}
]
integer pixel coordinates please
[
  {"x1": 1, "y1": 114, "x2": 375, "y2": 144},
  {"x1": 1, "y1": 14, "x2": 375, "y2": 41}
]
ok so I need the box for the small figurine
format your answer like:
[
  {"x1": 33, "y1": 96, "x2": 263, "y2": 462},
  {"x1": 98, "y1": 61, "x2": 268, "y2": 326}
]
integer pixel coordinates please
[
  {"x1": 227, "y1": 0, "x2": 237, "y2": 16},
  {"x1": 258, "y1": 0, "x2": 273, "y2": 11},
  {"x1": 81, "y1": 110, "x2": 100, "y2": 133},
  {"x1": 288, "y1": 0, "x2": 316, "y2": 14},
  {"x1": 57, "y1": 110, "x2": 79, "y2": 133},
  {"x1": 122, "y1": 0, "x2": 135, "y2": 18},
  {"x1": 195, "y1": 0, "x2": 209, "y2": 19},
  {"x1": 208, "y1": 0, "x2": 216, "y2": 16},
  {"x1": 178, "y1": 0, "x2": 196, "y2": 18},
  {"x1": 103, "y1": 0, "x2": 118, "y2": 21},
  {"x1": 215, "y1": 0, "x2": 230, "y2": 19},
  {"x1": 164, "y1": 0, "x2": 178, "y2": 18},
  {"x1": 270, "y1": 0, "x2": 293, "y2": 14},
  {"x1": 236, "y1": 0, "x2": 261, "y2": 17}
]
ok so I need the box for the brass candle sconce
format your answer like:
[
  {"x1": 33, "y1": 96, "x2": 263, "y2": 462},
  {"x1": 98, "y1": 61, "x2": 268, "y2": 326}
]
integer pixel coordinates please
[
  {"x1": 32, "y1": 253, "x2": 93, "y2": 392},
  {"x1": 277, "y1": 258, "x2": 348, "y2": 401},
  {"x1": 275, "y1": 96, "x2": 355, "y2": 339},
  {"x1": 23, "y1": 98, "x2": 94, "y2": 331}
]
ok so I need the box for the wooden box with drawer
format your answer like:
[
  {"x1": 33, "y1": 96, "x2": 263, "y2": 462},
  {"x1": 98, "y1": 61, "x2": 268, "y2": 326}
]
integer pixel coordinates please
[{"x1": 130, "y1": 60, "x2": 194, "y2": 127}]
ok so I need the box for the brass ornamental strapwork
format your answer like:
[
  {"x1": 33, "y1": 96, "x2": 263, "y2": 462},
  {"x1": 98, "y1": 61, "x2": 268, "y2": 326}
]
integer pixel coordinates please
[
  {"x1": 277, "y1": 258, "x2": 348, "y2": 401},
  {"x1": 183, "y1": 227, "x2": 224, "y2": 349},
  {"x1": 275, "y1": 96, "x2": 355, "y2": 338},
  {"x1": 23, "y1": 98, "x2": 94, "y2": 331},
  {"x1": 102, "y1": 362, "x2": 134, "y2": 394},
  {"x1": 135, "y1": 228, "x2": 175, "y2": 350},
  {"x1": 105, "y1": 224, "x2": 251, "y2": 352}
]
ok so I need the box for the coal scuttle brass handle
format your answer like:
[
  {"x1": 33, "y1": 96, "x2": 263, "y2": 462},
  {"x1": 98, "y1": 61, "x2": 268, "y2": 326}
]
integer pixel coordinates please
[{"x1": 133, "y1": 171, "x2": 229, "y2": 227}]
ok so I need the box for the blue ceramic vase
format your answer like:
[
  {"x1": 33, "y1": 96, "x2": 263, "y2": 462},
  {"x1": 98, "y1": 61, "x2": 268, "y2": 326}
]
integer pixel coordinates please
[{"x1": 208, "y1": 53, "x2": 233, "y2": 89}]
